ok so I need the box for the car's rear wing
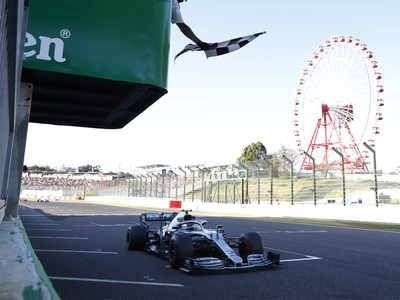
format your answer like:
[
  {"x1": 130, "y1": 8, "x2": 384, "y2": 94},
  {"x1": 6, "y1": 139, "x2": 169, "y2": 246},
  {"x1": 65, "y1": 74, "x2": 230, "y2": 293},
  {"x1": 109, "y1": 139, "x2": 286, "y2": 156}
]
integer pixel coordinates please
[{"x1": 140, "y1": 213, "x2": 178, "y2": 227}]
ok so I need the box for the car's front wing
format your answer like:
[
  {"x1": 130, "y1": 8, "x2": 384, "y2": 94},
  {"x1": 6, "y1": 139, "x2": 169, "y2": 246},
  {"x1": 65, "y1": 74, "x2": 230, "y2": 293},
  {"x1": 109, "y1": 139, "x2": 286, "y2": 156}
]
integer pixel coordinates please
[{"x1": 179, "y1": 252, "x2": 280, "y2": 273}]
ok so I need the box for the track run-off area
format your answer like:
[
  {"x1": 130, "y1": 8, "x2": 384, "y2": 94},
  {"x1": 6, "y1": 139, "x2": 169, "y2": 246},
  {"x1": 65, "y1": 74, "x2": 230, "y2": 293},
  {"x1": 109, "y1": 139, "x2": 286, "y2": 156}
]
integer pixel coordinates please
[{"x1": 20, "y1": 201, "x2": 400, "y2": 300}]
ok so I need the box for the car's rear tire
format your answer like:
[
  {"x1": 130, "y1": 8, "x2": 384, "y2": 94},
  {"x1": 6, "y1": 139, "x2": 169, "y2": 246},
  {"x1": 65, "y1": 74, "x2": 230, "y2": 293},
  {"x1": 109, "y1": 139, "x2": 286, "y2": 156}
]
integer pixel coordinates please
[
  {"x1": 238, "y1": 232, "x2": 264, "y2": 262},
  {"x1": 127, "y1": 225, "x2": 147, "y2": 250},
  {"x1": 169, "y1": 233, "x2": 193, "y2": 268}
]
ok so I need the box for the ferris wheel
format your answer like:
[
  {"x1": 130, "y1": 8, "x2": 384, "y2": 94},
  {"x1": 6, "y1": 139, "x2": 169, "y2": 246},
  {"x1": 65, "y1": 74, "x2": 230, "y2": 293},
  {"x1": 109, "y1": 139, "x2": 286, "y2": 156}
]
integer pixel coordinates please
[{"x1": 293, "y1": 35, "x2": 384, "y2": 173}]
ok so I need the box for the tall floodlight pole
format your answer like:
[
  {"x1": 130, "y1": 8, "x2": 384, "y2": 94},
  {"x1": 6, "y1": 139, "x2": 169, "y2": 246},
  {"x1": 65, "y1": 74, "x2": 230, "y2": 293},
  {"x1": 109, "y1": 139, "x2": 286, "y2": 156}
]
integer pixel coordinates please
[
  {"x1": 139, "y1": 175, "x2": 143, "y2": 197},
  {"x1": 209, "y1": 172, "x2": 213, "y2": 203},
  {"x1": 200, "y1": 168, "x2": 206, "y2": 202},
  {"x1": 303, "y1": 151, "x2": 317, "y2": 206},
  {"x1": 282, "y1": 155, "x2": 294, "y2": 205},
  {"x1": 143, "y1": 175, "x2": 148, "y2": 197},
  {"x1": 179, "y1": 167, "x2": 187, "y2": 201},
  {"x1": 363, "y1": 142, "x2": 379, "y2": 207},
  {"x1": 135, "y1": 176, "x2": 139, "y2": 196},
  {"x1": 161, "y1": 169, "x2": 166, "y2": 198},
  {"x1": 256, "y1": 165, "x2": 261, "y2": 204},
  {"x1": 131, "y1": 175, "x2": 135, "y2": 196},
  {"x1": 83, "y1": 179, "x2": 87, "y2": 199},
  {"x1": 133, "y1": 176, "x2": 137, "y2": 197},
  {"x1": 217, "y1": 170, "x2": 224, "y2": 204},
  {"x1": 134, "y1": 176, "x2": 137, "y2": 196},
  {"x1": 233, "y1": 181, "x2": 236, "y2": 204},
  {"x1": 205, "y1": 169, "x2": 211, "y2": 202},
  {"x1": 153, "y1": 173, "x2": 159, "y2": 198},
  {"x1": 168, "y1": 172, "x2": 172, "y2": 198},
  {"x1": 207, "y1": 170, "x2": 212, "y2": 202},
  {"x1": 129, "y1": 178, "x2": 133, "y2": 197},
  {"x1": 268, "y1": 158, "x2": 273, "y2": 205},
  {"x1": 332, "y1": 147, "x2": 346, "y2": 206},
  {"x1": 245, "y1": 167, "x2": 249, "y2": 204},
  {"x1": 141, "y1": 175, "x2": 145, "y2": 197},
  {"x1": 140, "y1": 176, "x2": 144, "y2": 196},
  {"x1": 224, "y1": 170, "x2": 228, "y2": 203},
  {"x1": 241, "y1": 177, "x2": 244, "y2": 204},
  {"x1": 146, "y1": 175, "x2": 150, "y2": 197},
  {"x1": 149, "y1": 174, "x2": 153, "y2": 197},
  {"x1": 174, "y1": 172, "x2": 178, "y2": 199},
  {"x1": 217, "y1": 179, "x2": 220, "y2": 203},
  {"x1": 188, "y1": 167, "x2": 196, "y2": 202}
]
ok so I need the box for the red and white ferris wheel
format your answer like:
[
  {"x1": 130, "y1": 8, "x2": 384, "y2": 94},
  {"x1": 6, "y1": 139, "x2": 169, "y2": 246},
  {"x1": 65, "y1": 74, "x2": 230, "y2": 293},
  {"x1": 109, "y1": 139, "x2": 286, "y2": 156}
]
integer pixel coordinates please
[{"x1": 293, "y1": 35, "x2": 384, "y2": 173}]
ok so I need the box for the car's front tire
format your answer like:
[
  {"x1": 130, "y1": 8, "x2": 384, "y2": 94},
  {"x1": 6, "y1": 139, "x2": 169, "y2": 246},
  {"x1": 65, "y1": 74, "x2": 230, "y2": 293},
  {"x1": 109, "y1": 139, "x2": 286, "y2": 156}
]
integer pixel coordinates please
[
  {"x1": 169, "y1": 233, "x2": 193, "y2": 268},
  {"x1": 238, "y1": 232, "x2": 264, "y2": 262}
]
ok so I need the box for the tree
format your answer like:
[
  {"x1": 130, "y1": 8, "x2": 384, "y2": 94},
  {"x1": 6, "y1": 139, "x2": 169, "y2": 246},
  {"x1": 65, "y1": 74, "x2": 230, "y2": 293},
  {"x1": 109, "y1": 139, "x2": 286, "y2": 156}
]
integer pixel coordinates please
[
  {"x1": 276, "y1": 145, "x2": 298, "y2": 162},
  {"x1": 27, "y1": 165, "x2": 56, "y2": 173},
  {"x1": 60, "y1": 165, "x2": 76, "y2": 173},
  {"x1": 275, "y1": 145, "x2": 298, "y2": 174},
  {"x1": 237, "y1": 142, "x2": 267, "y2": 166},
  {"x1": 78, "y1": 164, "x2": 101, "y2": 173}
]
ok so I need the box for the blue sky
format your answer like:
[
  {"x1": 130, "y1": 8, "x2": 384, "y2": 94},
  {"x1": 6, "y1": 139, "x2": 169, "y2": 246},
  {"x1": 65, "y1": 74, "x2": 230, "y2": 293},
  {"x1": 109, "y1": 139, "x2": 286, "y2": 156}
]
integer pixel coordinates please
[{"x1": 25, "y1": 0, "x2": 400, "y2": 172}]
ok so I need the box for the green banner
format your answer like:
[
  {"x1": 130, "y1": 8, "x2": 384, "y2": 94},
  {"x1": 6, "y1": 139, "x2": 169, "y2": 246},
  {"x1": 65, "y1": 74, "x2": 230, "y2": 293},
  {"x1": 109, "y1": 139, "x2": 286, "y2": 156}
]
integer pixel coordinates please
[{"x1": 23, "y1": 0, "x2": 171, "y2": 89}]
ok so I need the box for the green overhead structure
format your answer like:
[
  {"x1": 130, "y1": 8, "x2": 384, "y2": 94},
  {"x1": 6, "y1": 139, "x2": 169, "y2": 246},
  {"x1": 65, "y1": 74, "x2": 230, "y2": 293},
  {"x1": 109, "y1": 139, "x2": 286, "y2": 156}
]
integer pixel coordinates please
[{"x1": 22, "y1": 0, "x2": 171, "y2": 129}]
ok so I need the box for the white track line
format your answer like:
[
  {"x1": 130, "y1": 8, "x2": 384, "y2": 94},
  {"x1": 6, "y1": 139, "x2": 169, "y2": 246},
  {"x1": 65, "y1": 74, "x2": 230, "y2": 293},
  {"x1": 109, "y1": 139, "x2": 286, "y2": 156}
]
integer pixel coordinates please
[
  {"x1": 281, "y1": 256, "x2": 322, "y2": 263},
  {"x1": 266, "y1": 247, "x2": 322, "y2": 262},
  {"x1": 267, "y1": 247, "x2": 319, "y2": 257},
  {"x1": 260, "y1": 230, "x2": 328, "y2": 234},
  {"x1": 91, "y1": 222, "x2": 131, "y2": 227},
  {"x1": 20, "y1": 215, "x2": 47, "y2": 217},
  {"x1": 24, "y1": 223, "x2": 59, "y2": 226},
  {"x1": 29, "y1": 236, "x2": 88, "y2": 240},
  {"x1": 49, "y1": 276, "x2": 184, "y2": 288},
  {"x1": 34, "y1": 249, "x2": 118, "y2": 255},
  {"x1": 28, "y1": 229, "x2": 72, "y2": 232}
]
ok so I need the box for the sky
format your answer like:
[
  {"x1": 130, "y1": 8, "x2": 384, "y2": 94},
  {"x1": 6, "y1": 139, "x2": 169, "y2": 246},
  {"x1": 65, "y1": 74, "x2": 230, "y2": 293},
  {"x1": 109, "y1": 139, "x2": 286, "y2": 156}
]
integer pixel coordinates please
[{"x1": 24, "y1": 0, "x2": 400, "y2": 173}]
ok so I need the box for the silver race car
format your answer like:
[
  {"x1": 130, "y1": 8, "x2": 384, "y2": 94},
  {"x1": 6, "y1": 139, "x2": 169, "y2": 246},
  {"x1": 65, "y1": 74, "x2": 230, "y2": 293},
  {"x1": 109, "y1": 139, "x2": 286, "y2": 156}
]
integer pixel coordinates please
[{"x1": 126, "y1": 210, "x2": 280, "y2": 272}]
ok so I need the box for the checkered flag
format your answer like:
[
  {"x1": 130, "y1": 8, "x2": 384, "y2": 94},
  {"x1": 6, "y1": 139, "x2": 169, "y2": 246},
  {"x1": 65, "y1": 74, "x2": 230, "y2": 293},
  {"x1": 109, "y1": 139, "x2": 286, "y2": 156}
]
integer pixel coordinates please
[{"x1": 175, "y1": 31, "x2": 266, "y2": 61}]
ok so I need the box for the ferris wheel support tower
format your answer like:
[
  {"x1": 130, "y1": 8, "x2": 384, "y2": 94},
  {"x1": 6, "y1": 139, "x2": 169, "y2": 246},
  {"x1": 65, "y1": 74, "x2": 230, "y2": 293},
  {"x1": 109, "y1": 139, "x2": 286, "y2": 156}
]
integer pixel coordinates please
[{"x1": 301, "y1": 104, "x2": 368, "y2": 173}]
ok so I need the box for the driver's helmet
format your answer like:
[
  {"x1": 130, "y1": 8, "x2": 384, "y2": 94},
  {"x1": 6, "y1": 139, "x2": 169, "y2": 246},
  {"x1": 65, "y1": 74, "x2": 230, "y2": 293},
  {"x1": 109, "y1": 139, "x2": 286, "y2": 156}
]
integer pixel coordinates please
[{"x1": 183, "y1": 213, "x2": 194, "y2": 221}]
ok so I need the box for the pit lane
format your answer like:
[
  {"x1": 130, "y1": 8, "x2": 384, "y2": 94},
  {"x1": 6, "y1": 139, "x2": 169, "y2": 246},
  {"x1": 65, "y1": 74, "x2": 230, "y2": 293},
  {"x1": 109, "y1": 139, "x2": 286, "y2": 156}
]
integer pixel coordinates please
[{"x1": 20, "y1": 201, "x2": 400, "y2": 300}]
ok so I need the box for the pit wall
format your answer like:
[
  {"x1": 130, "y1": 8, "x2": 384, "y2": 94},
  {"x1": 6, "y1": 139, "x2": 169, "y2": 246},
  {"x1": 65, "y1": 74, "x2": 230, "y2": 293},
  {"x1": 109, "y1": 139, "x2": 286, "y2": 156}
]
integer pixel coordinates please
[{"x1": 0, "y1": 217, "x2": 60, "y2": 300}]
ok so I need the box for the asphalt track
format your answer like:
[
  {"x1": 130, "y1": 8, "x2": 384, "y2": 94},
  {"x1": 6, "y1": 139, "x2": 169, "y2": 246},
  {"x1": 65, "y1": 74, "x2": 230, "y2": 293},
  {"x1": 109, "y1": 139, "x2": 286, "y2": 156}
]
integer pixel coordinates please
[{"x1": 20, "y1": 201, "x2": 400, "y2": 300}]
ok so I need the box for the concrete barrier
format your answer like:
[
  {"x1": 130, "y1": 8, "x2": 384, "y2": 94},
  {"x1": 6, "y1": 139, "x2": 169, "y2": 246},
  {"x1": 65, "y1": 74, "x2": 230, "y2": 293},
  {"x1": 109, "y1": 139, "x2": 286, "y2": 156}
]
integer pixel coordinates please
[{"x1": 0, "y1": 217, "x2": 60, "y2": 300}]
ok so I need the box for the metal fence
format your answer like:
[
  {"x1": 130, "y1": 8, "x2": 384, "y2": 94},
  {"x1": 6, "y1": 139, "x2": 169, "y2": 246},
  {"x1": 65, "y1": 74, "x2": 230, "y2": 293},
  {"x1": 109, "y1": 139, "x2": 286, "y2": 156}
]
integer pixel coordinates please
[
  {"x1": 20, "y1": 166, "x2": 400, "y2": 206},
  {"x1": 83, "y1": 166, "x2": 399, "y2": 206}
]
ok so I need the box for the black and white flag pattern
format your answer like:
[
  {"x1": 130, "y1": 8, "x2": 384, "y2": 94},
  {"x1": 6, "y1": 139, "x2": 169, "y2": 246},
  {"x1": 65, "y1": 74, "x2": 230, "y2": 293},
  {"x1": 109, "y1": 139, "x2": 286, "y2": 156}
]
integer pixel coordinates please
[{"x1": 175, "y1": 31, "x2": 266, "y2": 61}]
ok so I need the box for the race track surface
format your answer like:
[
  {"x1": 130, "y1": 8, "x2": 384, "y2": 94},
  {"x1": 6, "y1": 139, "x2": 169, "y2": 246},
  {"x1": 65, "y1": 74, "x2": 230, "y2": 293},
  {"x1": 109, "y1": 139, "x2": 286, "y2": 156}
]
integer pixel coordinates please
[{"x1": 20, "y1": 201, "x2": 400, "y2": 300}]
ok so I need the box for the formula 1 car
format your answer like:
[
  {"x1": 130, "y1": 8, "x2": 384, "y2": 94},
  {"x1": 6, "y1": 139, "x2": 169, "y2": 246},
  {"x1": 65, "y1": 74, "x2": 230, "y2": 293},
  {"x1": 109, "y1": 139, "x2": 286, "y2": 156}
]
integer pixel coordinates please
[{"x1": 126, "y1": 210, "x2": 280, "y2": 272}]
